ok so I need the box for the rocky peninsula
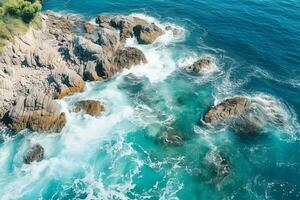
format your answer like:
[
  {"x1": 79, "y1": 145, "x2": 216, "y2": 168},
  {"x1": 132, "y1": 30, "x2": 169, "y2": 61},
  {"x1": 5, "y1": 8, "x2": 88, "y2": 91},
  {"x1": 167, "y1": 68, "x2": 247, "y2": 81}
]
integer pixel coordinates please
[{"x1": 0, "y1": 12, "x2": 174, "y2": 133}]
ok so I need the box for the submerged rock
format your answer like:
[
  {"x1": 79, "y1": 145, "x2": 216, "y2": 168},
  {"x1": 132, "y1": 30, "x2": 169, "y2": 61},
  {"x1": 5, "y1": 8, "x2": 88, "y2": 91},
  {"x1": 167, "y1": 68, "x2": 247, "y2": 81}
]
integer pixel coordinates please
[
  {"x1": 133, "y1": 23, "x2": 164, "y2": 44},
  {"x1": 24, "y1": 144, "x2": 44, "y2": 164},
  {"x1": 186, "y1": 57, "x2": 214, "y2": 73},
  {"x1": 212, "y1": 153, "x2": 231, "y2": 180},
  {"x1": 204, "y1": 97, "x2": 251, "y2": 125},
  {"x1": 232, "y1": 114, "x2": 264, "y2": 136},
  {"x1": 160, "y1": 131, "x2": 184, "y2": 146},
  {"x1": 74, "y1": 100, "x2": 104, "y2": 117},
  {"x1": 165, "y1": 25, "x2": 182, "y2": 36}
]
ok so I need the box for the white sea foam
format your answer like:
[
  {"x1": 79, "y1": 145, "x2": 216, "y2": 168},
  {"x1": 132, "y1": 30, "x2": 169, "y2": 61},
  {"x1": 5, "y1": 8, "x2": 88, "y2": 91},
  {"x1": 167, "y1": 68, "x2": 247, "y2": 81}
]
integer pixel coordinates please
[
  {"x1": 123, "y1": 15, "x2": 185, "y2": 83},
  {"x1": 249, "y1": 93, "x2": 299, "y2": 139},
  {"x1": 1, "y1": 10, "x2": 299, "y2": 200}
]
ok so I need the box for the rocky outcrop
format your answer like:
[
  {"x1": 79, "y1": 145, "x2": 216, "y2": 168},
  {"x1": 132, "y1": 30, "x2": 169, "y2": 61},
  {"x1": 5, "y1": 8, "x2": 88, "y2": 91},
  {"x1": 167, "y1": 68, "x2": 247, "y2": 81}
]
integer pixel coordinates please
[
  {"x1": 231, "y1": 111, "x2": 264, "y2": 135},
  {"x1": 114, "y1": 47, "x2": 147, "y2": 69},
  {"x1": 165, "y1": 25, "x2": 182, "y2": 36},
  {"x1": 96, "y1": 15, "x2": 164, "y2": 44},
  {"x1": 0, "y1": 12, "x2": 162, "y2": 133},
  {"x1": 204, "y1": 97, "x2": 251, "y2": 125},
  {"x1": 109, "y1": 15, "x2": 149, "y2": 41},
  {"x1": 24, "y1": 144, "x2": 44, "y2": 164},
  {"x1": 186, "y1": 57, "x2": 214, "y2": 73},
  {"x1": 210, "y1": 152, "x2": 231, "y2": 180},
  {"x1": 3, "y1": 92, "x2": 66, "y2": 132},
  {"x1": 133, "y1": 23, "x2": 164, "y2": 44},
  {"x1": 97, "y1": 28, "x2": 120, "y2": 52},
  {"x1": 96, "y1": 16, "x2": 110, "y2": 28},
  {"x1": 49, "y1": 68, "x2": 85, "y2": 99},
  {"x1": 73, "y1": 100, "x2": 104, "y2": 117}
]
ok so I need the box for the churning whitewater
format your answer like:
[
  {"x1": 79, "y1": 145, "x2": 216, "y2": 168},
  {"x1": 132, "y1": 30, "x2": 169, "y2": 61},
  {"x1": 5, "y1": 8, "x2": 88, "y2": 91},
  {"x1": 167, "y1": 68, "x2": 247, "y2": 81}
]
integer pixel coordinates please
[{"x1": 1, "y1": 0, "x2": 300, "y2": 198}]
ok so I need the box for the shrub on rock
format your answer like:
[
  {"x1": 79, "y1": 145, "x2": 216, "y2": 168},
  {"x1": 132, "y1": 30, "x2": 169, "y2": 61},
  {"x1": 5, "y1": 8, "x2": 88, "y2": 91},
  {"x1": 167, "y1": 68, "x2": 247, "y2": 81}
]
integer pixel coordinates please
[{"x1": 5, "y1": 0, "x2": 41, "y2": 23}]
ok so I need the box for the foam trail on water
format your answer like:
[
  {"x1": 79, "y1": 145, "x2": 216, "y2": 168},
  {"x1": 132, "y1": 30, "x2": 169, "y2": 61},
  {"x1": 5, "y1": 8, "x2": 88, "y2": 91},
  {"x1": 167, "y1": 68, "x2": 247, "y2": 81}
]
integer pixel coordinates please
[
  {"x1": 0, "y1": 13, "x2": 191, "y2": 199},
  {"x1": 124, "y1": 14, "x2": 186, "y2": 83}
]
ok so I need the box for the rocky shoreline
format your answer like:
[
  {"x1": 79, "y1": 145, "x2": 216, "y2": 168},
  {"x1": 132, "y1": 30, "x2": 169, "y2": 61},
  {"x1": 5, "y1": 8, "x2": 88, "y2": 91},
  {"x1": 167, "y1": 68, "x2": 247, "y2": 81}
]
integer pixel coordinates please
[
  {"x1": 0, "y1": 12, "x2": 177, "y2": 133},
  {"x1": 0, "y1": 12, "x2": 268, "y2": 165},
  {"x1": 0, "y1": 12, "x2": 261, "y2": 134}
]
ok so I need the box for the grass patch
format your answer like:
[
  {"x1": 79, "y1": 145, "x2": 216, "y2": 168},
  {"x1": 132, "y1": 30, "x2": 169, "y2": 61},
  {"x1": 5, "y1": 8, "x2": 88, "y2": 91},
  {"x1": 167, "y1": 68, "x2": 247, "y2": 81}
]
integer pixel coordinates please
[{"x1": 0, "y1": 0, "x2": 42, "y2": 53}]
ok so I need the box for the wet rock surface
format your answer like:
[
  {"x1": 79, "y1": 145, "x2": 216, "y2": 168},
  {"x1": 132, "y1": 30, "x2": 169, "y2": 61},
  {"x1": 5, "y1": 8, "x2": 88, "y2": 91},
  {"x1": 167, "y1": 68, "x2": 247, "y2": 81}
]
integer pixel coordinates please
[
  {"x1": 84, "y1": 23, "x2": 95, "y2": 33},
  {"x1": 114, "y1": 47, "x2": 147, "y2": 69},
  {"x1": 3, "y1": 92, "x2": 66, "y2": 133},
  {"x1": 204, "y1": 97, "x2": 251, "y2": 125},
  {"x1": 159, "y1": 130, "x2": 184, "y2": 147},
  {"x1": 73, "y1": 100, "x2": 104, "y2": 117},
  {"x1": 133, "y1": 23, "x2": 164, "y2": 44},
  {"x1": 186, "y1": 57, "x2": 214, "y2": 73},
  {"x1": 165, "y1": 25, "x2": 182, "y2": 36},
  {"x1": 0, "y1": 12, "x2": 161, "y2": 133},
  {"x1": 24, "y1": 144, "x2": 44, "y2": 164}
]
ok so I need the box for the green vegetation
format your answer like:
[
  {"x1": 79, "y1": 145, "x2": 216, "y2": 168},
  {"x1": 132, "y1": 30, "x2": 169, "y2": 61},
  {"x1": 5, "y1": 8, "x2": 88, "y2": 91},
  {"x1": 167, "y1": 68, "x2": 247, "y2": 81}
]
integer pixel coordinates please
[{"x1": 0, "y1": 0, "x2": 42, "y2": 52}]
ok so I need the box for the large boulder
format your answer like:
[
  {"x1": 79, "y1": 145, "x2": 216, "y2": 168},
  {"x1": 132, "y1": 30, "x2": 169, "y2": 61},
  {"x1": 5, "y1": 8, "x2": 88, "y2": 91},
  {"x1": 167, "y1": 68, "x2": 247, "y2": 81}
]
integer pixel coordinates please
[
  {"x1": 24, "y1": 144, "x2": 44, "y2": 164},
  {"x1": 86, "y1": 47, "x2": 147, "y2": 79},
  {"x1": 49, "y1": 69, "x2": 85, "y2": 99},
  {"x1": 73, "y1": 36, "x2": 103, "y2": 62},
  {"x1": 186, "y1": 57, "x2": 214, "y2": 73},
  {"x1": 3, "y1": 93, "x2": 66, "y2": 132},
  {"x1": 97, "y1": 28, "x2": 121, "y2": 52},
  {"x1": 82, "y1": 61, "x2": 103, "y2": 81},
  {"x1": 204, "y1": 97, "x2": 251, "y2": 125},
  {"x1": 73, "y1": 100, "x2": 104, "y2": 117},
  {"x1": 133, "y1": 23, "x2": 164, "y2": 44},
  {"x1": 114, "y1": 47, "x2": 147, "y2": 69},
  {"x1": 109, "y1": 16, "x2": 149, "y2": 41}
]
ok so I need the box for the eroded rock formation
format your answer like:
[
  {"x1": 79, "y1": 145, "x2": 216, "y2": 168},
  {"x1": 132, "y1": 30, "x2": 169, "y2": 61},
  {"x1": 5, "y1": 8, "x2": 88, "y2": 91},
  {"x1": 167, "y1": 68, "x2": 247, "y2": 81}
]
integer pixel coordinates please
[
  {"x1": 186, "y1": 57, "x2": 215, "y2": 73},
  {"x1": 0, "y1": 12, "x2": 163, "y2": 133},
  {"x1": 73, "y1": 100, "x2": 104, "y2": 117},
  {"x1": 204, "y1": 97, "x2": 251, "y2": 125}
]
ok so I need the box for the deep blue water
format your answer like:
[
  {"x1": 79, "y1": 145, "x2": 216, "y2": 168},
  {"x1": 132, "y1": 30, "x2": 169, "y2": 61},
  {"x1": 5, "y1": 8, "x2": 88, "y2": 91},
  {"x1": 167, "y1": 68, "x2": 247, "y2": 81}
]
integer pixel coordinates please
[{"x1": 0, "y1": 0, "x2": 299, "y2": 199}]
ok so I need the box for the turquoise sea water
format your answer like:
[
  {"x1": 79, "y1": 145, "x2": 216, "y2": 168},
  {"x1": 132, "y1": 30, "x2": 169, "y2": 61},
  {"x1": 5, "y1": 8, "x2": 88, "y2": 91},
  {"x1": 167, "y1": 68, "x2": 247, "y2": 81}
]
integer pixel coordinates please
[{"x1": 1, "y1": 0, "x2": 300, "y2": 199}]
